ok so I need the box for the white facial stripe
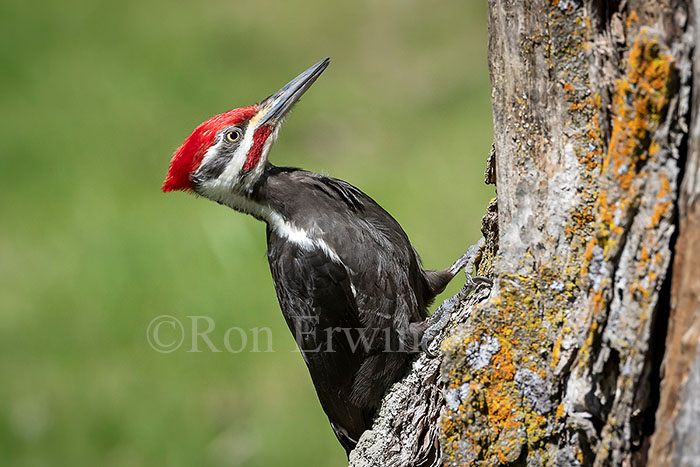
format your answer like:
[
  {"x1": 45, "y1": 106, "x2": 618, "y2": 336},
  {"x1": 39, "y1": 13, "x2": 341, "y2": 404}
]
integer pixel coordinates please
[
  {"x1": 217, "y1": 125, "x2": 257, "y2": 186},
  {"x1": 213, "y1": 117, "x2": 280, "y2": 190},
  {"x1": 195, "y1": 114, "x2": 280, "y2": 216},
  {"x1": 199, "y1": 138, "x2": 223, "y2": 168}
]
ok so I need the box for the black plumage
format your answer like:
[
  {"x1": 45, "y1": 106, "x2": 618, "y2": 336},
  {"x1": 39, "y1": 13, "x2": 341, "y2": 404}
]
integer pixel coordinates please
[{"x1": 256, "y1": 166, "x2": 455, "y2": 452}]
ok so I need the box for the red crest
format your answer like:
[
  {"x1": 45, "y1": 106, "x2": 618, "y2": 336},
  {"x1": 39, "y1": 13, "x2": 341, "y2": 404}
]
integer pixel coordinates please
[{"x1": 162, "y1": 106, "x2": 257, "y2": 192}]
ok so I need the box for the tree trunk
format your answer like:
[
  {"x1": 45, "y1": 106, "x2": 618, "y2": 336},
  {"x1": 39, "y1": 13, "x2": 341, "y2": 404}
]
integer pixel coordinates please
[{"x1": 349, "y1": 1, "x2": 698, "y2": 466}]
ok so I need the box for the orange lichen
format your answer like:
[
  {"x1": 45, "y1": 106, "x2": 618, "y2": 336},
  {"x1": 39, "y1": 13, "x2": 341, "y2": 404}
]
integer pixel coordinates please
[
  {"x1": 440, "y1": 276, "x2": 556, "y2": 463},
  {"x1": 640, "y1": 245, "x2": 650, "y2": 263},
  {"x1": 591, "y1": 288, "x2": 606, "y2": 314},
  {"x1": 556, "y1": 402, "x2": 565, "y2": 419},
  {"x1": 598, "y1": 191, "x2": 624, "y2": 236},
  {"x1": 442, "y1": 13, "x2": 678, "y2": 467},
  {"x1": 630, "y1": 282, "x2": 651, "y2": 301},
  {"x1": 551, "y1": 334, "x2": 562, "y2": 368},
  {"x1": 605, "y1": 32, "x2": 673, "y2": 191},
  {"x1": 579, "y1": 30, "x2": 674, "y2": 317},
  {"x1": 650, "y1": 176, "x2": 672, "y2": 227}
]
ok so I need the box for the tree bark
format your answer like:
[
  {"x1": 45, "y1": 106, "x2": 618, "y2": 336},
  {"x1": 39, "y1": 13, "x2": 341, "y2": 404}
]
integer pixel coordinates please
[
  {"x1": 348, "y1": 1, "x2": 698, "y2": 466},
  {"x1": 648, "y1": 1, "x2": 700, "y2": 464}
]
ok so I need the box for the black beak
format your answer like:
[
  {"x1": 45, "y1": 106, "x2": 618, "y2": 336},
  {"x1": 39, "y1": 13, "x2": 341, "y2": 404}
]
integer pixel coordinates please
[{"x1": 256, "y1": 58, "x2": 330, "y2": 127}]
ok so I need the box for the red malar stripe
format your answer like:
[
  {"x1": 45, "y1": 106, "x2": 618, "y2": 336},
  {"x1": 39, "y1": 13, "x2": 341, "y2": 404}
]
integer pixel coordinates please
[{"x1": 243, "y1": 125, "x2": 272, "y2": 171}]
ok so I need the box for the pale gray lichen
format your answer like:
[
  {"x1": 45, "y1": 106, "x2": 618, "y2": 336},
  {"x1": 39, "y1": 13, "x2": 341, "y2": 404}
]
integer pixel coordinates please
[
  {"x1": 445, "y1": 382, "x2": 472, "y2": 411},
  {"x1": 465, "y1": 336, "x2": 501, "y2": 370},
  {"x1": 514, "y1": 368, "x2": 552, "y2": 413}
]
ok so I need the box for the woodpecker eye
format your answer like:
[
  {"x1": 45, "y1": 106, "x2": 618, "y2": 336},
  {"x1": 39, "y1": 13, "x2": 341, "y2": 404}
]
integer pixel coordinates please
[{"x1": 225, "y1": 129, "x2": 241, "y2": 143}]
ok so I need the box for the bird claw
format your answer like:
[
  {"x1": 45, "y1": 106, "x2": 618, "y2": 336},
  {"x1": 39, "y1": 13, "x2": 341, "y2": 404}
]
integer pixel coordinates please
[
  {"x1": 466, "y1": 274, "x2": 492, "y2": 289},
  {"x1": 421, "y1": 239, "x2": 492, "y2": 357},
  {"x1": 421, "y1": 300, "x2": 454, "y2": 357}
]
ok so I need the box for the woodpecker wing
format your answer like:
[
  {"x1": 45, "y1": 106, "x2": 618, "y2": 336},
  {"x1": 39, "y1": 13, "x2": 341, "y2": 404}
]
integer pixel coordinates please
[
  {"x1": 260, "y1": 169, "x2": 430, "y2": 409},
  {"x1": 303, "y1": 176, "x2": 431, "y2": 409},
  {"x1": 267, "y1": 233, "x2": 372, "y2": 452},
  {"x1": 300, "y1": 173, "x2": 429, "y2": 324}
]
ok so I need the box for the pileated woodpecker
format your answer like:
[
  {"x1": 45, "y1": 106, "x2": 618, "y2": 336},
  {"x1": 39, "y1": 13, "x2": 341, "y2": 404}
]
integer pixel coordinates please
[{"x1": 163, "y1": 58, "x2": 477, "y2": 454}]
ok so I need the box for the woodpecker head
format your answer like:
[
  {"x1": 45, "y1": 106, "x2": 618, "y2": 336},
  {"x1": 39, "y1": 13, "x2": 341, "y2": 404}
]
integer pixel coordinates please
[{"x1": 163, "y1": 58, "x2": 329, "y2": 208}]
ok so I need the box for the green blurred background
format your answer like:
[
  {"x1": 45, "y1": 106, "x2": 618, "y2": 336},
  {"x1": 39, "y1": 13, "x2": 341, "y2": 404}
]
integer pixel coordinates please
[{"x1": 0, "y1": 0, "x2": 493, "y2": 465}]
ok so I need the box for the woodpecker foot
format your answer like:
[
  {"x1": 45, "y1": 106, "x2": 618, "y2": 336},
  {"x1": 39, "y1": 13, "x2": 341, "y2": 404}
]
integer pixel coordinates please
[
  {"x1": 447, "y1": 237, "x2": 485, "y2": 277},
  {"x1": 467, "y1": 274, "x2": 493, "y2": 288},
  {"x1": 421, "y1": 238, "x2": 492, "y2": 357}
]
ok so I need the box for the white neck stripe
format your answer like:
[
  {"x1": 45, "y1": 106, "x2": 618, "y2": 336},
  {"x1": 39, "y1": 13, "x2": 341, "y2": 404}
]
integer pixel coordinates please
[{"x1": 267, "y1": 212, "x2": 343, "y2": 265}]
